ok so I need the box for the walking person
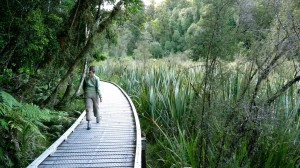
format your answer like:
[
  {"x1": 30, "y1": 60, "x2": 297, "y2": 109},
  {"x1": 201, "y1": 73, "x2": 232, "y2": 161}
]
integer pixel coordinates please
[{"x1": 83, "y1": 66, "x2": 102, "y2": 130}]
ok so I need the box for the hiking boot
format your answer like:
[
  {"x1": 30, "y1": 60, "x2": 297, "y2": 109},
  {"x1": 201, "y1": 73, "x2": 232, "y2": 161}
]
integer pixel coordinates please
[
  {"x1": 96, "y1": 117, "x2": 100, "y2": 123},
  {"x1": 87, "y1": 121, "x2": 91, "y2": 130}
]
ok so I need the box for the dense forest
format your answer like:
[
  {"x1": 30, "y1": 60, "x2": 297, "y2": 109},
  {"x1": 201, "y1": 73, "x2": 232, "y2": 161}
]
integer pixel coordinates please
[{"x1": 1, "y1": 0, "x2": 300, "y2": 167}]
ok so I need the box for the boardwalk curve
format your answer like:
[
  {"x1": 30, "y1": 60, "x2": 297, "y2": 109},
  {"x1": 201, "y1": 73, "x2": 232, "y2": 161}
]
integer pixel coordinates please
[{"x1": 27, "y1": 81, "x2": 142, "y2": 168}]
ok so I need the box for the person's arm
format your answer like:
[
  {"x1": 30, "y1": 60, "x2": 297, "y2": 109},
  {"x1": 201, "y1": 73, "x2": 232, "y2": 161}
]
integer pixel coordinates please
[
  {"x1": 82, "y1": 78, "x2": 87, "y2": 92},
  {"x1": 96, "y1": 76, "x2": 102, "y2": 102}
]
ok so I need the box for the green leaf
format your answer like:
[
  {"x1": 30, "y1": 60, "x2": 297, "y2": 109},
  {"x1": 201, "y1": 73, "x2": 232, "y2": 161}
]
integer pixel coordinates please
[{"x1": 0, "y1": 119, "x2": 8, "y2": 130}]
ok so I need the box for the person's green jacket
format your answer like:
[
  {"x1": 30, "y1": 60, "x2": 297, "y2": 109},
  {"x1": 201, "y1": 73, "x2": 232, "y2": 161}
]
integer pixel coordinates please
[{"x1": 83, "y1": 75, "x2": 102, "y2": 98}]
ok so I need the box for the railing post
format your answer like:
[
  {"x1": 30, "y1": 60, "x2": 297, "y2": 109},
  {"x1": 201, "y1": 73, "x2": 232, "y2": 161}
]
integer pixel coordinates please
[{"x1": 142, "y1": 137, "x2": 146, "y2": 168}]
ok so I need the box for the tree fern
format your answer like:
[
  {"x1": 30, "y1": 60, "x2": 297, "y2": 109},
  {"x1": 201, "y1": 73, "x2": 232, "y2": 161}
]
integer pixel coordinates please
[{"x1": 0, "y1": 90, "x2": 70, "y2": 167}]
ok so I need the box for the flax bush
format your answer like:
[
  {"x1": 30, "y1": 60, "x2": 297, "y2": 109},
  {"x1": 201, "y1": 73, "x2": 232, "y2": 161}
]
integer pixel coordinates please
[{"x1": 98, "y1": 58, "x2": 300, "y2": 167}]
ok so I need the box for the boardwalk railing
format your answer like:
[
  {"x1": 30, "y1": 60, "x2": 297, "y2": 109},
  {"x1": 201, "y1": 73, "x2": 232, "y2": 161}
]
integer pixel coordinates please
[
  {"x1": 27, "y1": 81, "x2": 142, "y2": 168},
  {"x1": 27, "y1": 111, "x2": 87, "y2": 168},
  {"x1": 108, "y1": 82, "x2": 142, "y2": 167}
]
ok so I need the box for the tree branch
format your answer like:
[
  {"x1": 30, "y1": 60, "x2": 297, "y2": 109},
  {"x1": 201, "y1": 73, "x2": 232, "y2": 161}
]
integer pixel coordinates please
[{"x1": 266, "y1": 76, "x2": 300, "y2": 106}]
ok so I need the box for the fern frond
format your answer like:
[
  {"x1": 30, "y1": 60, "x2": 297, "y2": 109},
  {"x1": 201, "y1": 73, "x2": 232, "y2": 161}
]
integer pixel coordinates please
[
  {"x1": 19, "y1": 124, "x2": 45, "y2": 151},
  {"x1": 0, "y1": 119, "x2": 8, "y2": 131},
  {"x1": 8, "y1": 120, "x2": 23, "y2": 132},
  {"x1": 21, "y1": 118, "x2": 45, "y2": 140},
  {"x1": 0, "y1": 103, "x2": 11, "y2": 116},
  {"x1": 18, "y1": 104, "x2": 50, "y2": 122},
  {"x1": 0, "y1": 91, "x2": 20, "y2": 108},
  {"x1": 0, "y1": 91, "x2": 60, "y2": 167}
]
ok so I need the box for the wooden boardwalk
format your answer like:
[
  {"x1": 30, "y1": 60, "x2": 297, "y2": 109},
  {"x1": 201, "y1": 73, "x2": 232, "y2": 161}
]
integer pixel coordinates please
[{"x1": 27, "y1": 81, "x2": 142, "y2": 168}]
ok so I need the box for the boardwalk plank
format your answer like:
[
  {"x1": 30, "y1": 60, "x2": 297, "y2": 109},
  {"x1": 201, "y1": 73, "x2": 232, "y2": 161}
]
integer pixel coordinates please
[
  {"x1": 45, "y1": 154, "x2": 134, "y2": 160},
  {"x1": 39, "y1": 163, "x2": 133, "y2": 168},
  {"x1": 41, "y1": 158, "x2": 134, "y2": 164},
  {"x1": 50, "y1": 151, "x2": 135, "y2": 157}
]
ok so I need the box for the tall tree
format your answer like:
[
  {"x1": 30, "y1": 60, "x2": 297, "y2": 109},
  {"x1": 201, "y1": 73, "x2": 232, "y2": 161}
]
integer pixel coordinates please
[
  {"x1": 42, "y1": 0, "x2": 142, "y2": 107},
  {"x1": 0, "y1": 0, "x2": 142, "y2": 107}
]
